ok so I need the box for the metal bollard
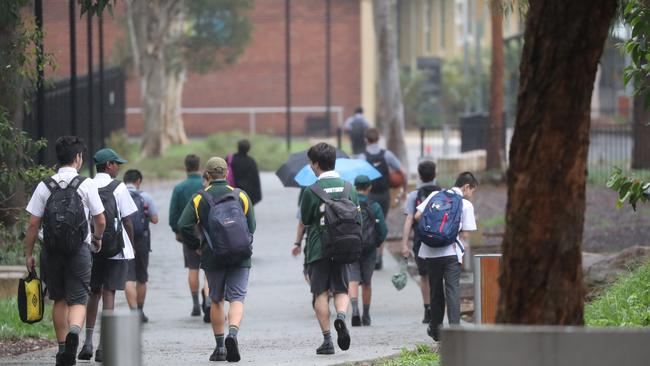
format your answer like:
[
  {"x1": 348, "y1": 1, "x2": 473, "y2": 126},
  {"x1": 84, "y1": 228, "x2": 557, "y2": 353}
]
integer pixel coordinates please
[
  {"x1": 101, "y1": 310, "x2": 142, "y2": 366},
  {"x1": 473, "y1": 254, "x2": 502, "y2": 324}
]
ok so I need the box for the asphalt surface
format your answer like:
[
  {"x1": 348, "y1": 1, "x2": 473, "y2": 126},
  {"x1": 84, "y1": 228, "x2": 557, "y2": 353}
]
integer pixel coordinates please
[{"x1": 0, "y1": 173, "x2": 432, "y2": 365}]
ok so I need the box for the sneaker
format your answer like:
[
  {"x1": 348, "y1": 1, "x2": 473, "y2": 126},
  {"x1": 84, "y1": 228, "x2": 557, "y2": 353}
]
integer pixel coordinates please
[
  {"x1": 209, "y1": 347, "x2": 227, "y2": 361},
  {"x1": 77, "y1": 344, "x2": 93, "y2": 360},
  {"x1": 55, "y1": 352, "x2": 65, "y2": 366},
  {"x1": 191, "y1": 305, "x2": 201, "y2": 317},
  {"x1": 362, "y1": 314, "x2": 371, "y2": 326},
  {"x1": 140, "y1": 311, "x2": 149, "y2": 323},
  {"x1": 94, "y1": 349, "x2": 103, "y2": 363},
  {"x1": 375, "y1": 255, "x2": 383, "y2": 270},
  {"x1": 316, "y1": 341, "x2": 335, "y2": 355},
  {"x1": 225, "y1": 334, "x2": 241, "y2": 362},
  {"x1": 203, "y1": 306, "x2": 211, "y2": 323},
  {"x1": 422, "y1": 308, "x2": 431, "y2": 324},
  {"x1": 351, "y1": 315, "x2": 361, "y2": 327},
  {"x1": 333, "y1": 318, "x2": 350, "y2": 351},
  {"x1": 427, "y1": 324, "x2": 440, "y2": 342},
  {"x1": 60, "y1": 332, "x2": 78, "y2": 365}
]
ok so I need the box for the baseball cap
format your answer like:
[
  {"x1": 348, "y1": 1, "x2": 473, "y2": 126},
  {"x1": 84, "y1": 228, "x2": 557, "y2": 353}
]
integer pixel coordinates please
[
  {"x1": 93, "y1": 148, "x2": 128, "y2": 165},
  {"x1": 205, "y1": 157, "x2": 228, "y2": 176}
]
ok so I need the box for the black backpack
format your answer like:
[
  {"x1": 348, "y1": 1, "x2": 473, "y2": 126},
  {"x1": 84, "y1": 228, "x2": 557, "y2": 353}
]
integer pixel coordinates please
[
  {"x1": 412, "y1": 184, "x2": 440, "y2": 247},
  {"x1": 359, "y1": 200, "x2": 378, "y2": 254},
  {"x1": 128, "y1": 189, "x2": 148, "y2": 240},
  {"x1": 349, "y1": 118, "x2": 367, "y2": 155},
  {"x1": 42, "y1": 176, "x2": 88, "y2": 255},
  {"x1": 199, "y1": 189, "x2": 253, "y2": 266},
  {"x1": 366, "y1": 150, "x2": 389, "y2": 193},
  {"x1": 96, "y1": 180, "x2": 125, "y2": 258},
  {"x1": 310, "y1": 182, "x2": 362, "y2": 264}
]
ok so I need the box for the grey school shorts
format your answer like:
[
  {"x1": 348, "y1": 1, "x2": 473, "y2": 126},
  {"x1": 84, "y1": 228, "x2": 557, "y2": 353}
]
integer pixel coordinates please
[
  {"x1": 183, "y1": 244, "x2": 201, "y2": 270},
  {"x1": 90, "y1": 256, "x2": 128, "y2": 293},
  {"x1": 41, "y1": 245, "x2": 92, "y2": 305},
  {"x1": 413, "y1": 241, "x2": 428, "y2": 276},
  {"x1": 349, "y1": 250, "x2": 377, "y2": 285},
  {"x1": 127, "y1": 238, "x2": 150, "y2": 283},
  {"x1": 206, "y1": 267, "x2": 250, "y2": 303},
  {"x1": 308, "y1": 258, "x2": 350, "y2": 296}
]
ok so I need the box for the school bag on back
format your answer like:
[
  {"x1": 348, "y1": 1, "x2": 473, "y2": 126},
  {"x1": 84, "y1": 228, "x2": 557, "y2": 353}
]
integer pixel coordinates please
[
  {"x1": 129, "y1": 189, "x2": 148, "y2": 240},
  {"x1": 359, "y1": 200, "x2": 378, "y2": 254},
  {"x1": 309, "y1": 183, "x2": 362, "y2": 264},
  {"x1": 199, "y1": 189, "x2": 253, "y2": 265},
  {"x1": 418, "y1": 189, "x2": 463, "y2": 248},
  {"x1": 349, "y1": 118, "x2": 367, "y2": 153},
  {"x1": 366, "y1": 150, "x2": 389, "y2": 193},
  {"x1": 97, "y1": 180, "x2": 125, "y2": 258},
  {"x1": 412, "y1": 185, "x2": 440, "y2": 244},
  {"x1": 42, "y1": 176, "x2": 88, "y2": 255}
]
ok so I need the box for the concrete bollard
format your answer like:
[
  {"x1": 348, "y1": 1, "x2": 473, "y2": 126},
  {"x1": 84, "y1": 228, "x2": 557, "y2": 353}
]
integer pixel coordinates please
[
  {"x1": 473, "y1": 254, "x2": 502, "y2": 324},
  {"x1": 101, "y1": 310, "x2": 141, "y2": 366}
]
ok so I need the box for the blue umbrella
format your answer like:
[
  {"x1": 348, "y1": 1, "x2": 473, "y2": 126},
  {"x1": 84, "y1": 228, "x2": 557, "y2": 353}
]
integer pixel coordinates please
[{"x1": 293, "y1": 158, "x2": 382, "y2": 187}]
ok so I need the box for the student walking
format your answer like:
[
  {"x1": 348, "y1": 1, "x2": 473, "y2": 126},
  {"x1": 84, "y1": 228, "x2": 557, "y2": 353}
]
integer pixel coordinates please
[
  {"x1": 78, "y1": 148, "x2": 138, "y2": 362},
  {"x1": 343, "y1": 107, "x2": 370, "y2": 155},
  {"x1": 178, "y1": 157, "x2": 256, "y2": 362},
  {"x1": 299, "y1": 143, "x2": 360, "y2": 355},
  {"x1": 414, "y1": 172, "x2": 478, "y2": 341},
  {"x1": 358, "y1": 128, "x2": 407, "y2": 270},
  {"x1": 227, "y1": 139, "x2": 262, "y2": 205},
  {"x1": 349, "y1": 175, "x2": 387, "y2": 327},
  {"x1": 400, "y1": 160, "x2": 440, "y2": 324},
  {"x1": 24, "y1": 136, "x2": 106, "y2": 366},
  {"x1": 123, "y1": 169, "x2": 159, "y2": 323},
  {"x1": 170, "y1": 154, "x2": 210, "y2": 318}
]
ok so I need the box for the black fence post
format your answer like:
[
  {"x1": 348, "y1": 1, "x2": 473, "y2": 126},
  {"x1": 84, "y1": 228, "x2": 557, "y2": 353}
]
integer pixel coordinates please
[
  {"x1": 285, "y1": 0, "x2": 292, "y2": 151},
  {"x1": 98, "y1": 14, "x2": 105, "y2": 146},
  {"x1": 35, "y1": 0, "x2": 44, "y2": 163},
  {"x1": 87, "y1": 12, "x2": 94, "y2": 176},
  {"x1": 325, "y1": 0, "x2": 331, "y2": 136},
  {"x1": 69, "y1": 0, "x2": 77, "y2": 135}
]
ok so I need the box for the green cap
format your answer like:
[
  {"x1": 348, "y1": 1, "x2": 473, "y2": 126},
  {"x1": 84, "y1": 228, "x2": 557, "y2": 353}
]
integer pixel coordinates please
[
  {"x1": 205, "y1": 157, "x2": 228, "y2": 176},
  {"x1": 93, "y1": 148, "x2": 128, "y2": 165},
  {"x1": 354, "y1": 175, "x2": 371, "y2": 187}
]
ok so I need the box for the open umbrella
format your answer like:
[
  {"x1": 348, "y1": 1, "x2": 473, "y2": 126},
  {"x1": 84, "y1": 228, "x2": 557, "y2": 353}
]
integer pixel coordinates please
[
  {"x1": 293, "y1": 158, "x2": 381, "y2": 187},
  {"x1": 275, "y1": 149, "x2": 349, "y2": 188}
]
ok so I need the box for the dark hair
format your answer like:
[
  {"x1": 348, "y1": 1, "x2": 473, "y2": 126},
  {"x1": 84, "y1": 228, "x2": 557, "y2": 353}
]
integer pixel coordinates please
[
  {"x1": 355, "y1": 106, "x2": 364, "y2": 114},
  {"x1": 454, "y1": 171, "x2": 478, "y2": 189},
  {"x1": 237, "y1": 139, "x2": 251, "y2": 154},
  {"x1": 123, "y1": 169, "x2": 143, "y2": 184},
  {"x1": 365, "y1": 128, "x2": 380, "y2": 143},
  {"x1": 355, "y1": 181, "x2": 371, "y2": 191},
  {"x1": 95, "y1": 163, "x2": 109, "y2": 173},
  {"x1": 185, "y1": 154, "x2": 200, "y2": 172},
  {"x1": 307, "y1": 142, "x2": 336, "y2": 171},
  {"x1": 418, "y1": 160, "x2": 436, "y2": 182},
  {"x1": 55, "y1": 136, "x2": 86, "y2": 166}
]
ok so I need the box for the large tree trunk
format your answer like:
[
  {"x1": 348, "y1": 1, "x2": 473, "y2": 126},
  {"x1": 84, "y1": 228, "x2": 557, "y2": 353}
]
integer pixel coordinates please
[
  {"x1": 632, "y1": 93, "x2": 650, "y2": 169},
  {"x1": 487, "y1": 0, "x2": 504, "y2": 171},
  {"x1": 125, "y1": 0, "x2": 187, "y2": 157},
  {"x1": 496, "y1": 0, "x2": 617, "y2": 324},
  {"x1": 373, "y1": 0, "x2": 408, "y2": 172}
]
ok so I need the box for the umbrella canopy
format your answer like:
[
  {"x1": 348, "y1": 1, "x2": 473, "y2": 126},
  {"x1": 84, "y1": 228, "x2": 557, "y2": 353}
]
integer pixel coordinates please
[
  {"x1": 275, "y1": 149, "x2": 349, "y2": 188},
  {"x1": 293, "y1": 158, "x2": 381, "y2": 187}
]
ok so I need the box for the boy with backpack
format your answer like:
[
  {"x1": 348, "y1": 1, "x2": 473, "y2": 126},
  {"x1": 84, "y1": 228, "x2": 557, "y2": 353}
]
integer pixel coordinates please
[
  {"x1": 343, "y1": 107, "x2": 370, "y2": 155},
  {"x1": 414, "y1": 171, "x2": 478, "y2": 341},
  {"x1": 78, "y1": 148, "x2": 138, "y2": 362},
  {"x1": 349, "y1": 175, "x2": 387, "y2": 327},
  {"x1": 299, "y1": 142, "x2": 361, "y2": 355},
  {"x1": 123, "y1": 169, "x2": 159, "y2": 323},
  {"x1": 24, "y1": 136, "x2": 106, "y2": 366},
  {"x1": 177, "y1": 157, "x2": 256, "y2": 362},
  {"x1": 400, "y1": 160, "x2": 441, "y2": 324}
]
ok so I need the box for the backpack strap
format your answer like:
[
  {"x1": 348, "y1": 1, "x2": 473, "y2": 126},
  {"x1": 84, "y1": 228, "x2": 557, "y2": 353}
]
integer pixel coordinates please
[
  {"x1": 341, "y1": 182, "x2": 352, "y2": 198},
  {"x1": 68, "y1": 175, "x2": 87, "y2": 190},
  {"x1": 198, "y1": 190, "x2": 216, "y2": 207},
  {"x1": 216, "y1": 188, "x2": 241, "y2": 205},
  {"x1": 43, "y1": 178, "x2": 61, "y2": 194},
  {"x1": 309, "y1": 183, "x2": 333, "y2": 204}
]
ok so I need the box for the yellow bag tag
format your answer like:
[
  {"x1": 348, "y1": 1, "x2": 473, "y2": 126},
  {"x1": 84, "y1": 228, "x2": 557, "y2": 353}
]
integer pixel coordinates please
[{"x1": 17, "y1": 270, "x2": 44, "y2": 324}]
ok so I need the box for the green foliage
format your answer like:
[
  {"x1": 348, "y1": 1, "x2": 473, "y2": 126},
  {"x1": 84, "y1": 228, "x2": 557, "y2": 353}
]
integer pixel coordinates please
[
  {"x1": 0, "y1": 297, "x2": 54, "y2": 340},
  {"x1": 607, "y1": 167, "x2": 650, "y2": 210},
  {"x1": 377, "y1": 344, "x2": 440, "y2": 366},
  {"x1": 78, "y1": 0, "x2": 116, "y2": 17},
  {"x1": 481, "y1": 215, "x2": 506, "y2": 230},
  {"x1": 621, "y1": 0, "x2": 650, "y2": 103},
  {"x1": 585, "y1": 261, "x2": 650, "y2": 327}
]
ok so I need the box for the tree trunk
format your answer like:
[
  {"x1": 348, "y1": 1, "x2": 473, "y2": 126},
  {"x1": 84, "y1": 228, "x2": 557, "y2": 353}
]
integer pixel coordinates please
[
  {"x1": 496, "y1": 0, "x2": 617, "y2": 324},
  {"x1": 373, "y1": 0, "x2": 408, "y2": 172},
  {"x1": 487, "y1": 0, "x2": 504, "y2": 171},
  {"x1": 125, "y1": 0, "x2": 187, "y2": 158},
  {"x1": 632, "y1": 93, "x2": 650, "y2": 169}
]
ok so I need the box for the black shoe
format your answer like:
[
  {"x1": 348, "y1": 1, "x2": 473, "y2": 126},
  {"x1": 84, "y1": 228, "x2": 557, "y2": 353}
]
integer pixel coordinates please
[
  {"x1": 141, "y1": 311, "x2": 149, "y2": 323},
  {"x1": 334, "y1": 318, "x2": 350, "y2": 351},
  {"x1": 191, "y1": 305, "x2": 201, "y2": 316},
  {"x1": 203, "y1": 306, "x2": 211, "y2": 323},
  {"x1": 209, "y1": 347, "x2": 227, "y2": 361},
  {"x1": 316, "y1": 341, "x2": 335, "y2": 355},
  {"x1": 55, "y1": 352, "x2": 64, "y2": 366},
  {"x1": 77, "y1": 344, "x2": 93, "y2": 360},
  {"x1": 427, "y1": 324, "x2": 440, "y2": 342},
  {"x1": 60, "y1": 332, "x2": 78, "y2": 365},
  {"x1": 422, "y1": 308, "x2": 431, "y2": 324},
  {"x1": 351, "y1": 315, "x2": 361, "y2": 327},
  {"x1": 375, "y1": 255, "x2": 383, "y2": 270},
  {"x1": 362, "y1": 314, "x2": 371, "y2": 326},
  {"x1": 94, "y1": 349, "x2": 103, "y2": 362},
  {"x1": 225, "y1": 334, "x2": 240, "y2": 362}
]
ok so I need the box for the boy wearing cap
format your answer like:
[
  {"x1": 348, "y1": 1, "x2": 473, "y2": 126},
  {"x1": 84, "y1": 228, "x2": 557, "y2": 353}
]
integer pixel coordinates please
[
  {"x1": 78, "y1": 148, "x2": 138, "y2": 362},
  {"x1": 349, "y1": 175, "x2": 387, "y2": 327},
  {"x1": 178, "y1": 157, "x2": 256, "y2": 363}
]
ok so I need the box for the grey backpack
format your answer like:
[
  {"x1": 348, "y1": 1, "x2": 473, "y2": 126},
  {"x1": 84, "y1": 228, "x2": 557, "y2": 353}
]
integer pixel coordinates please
[{"x1": 199, "y1": 189, "x2": 253, "y2": 265}]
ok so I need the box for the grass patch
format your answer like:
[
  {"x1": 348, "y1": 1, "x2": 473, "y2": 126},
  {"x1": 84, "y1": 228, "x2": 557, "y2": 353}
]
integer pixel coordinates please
[
  {"x1": 585, "y1": 261, "x2": 650, "y2": 327},
  {"x1": 377, "y1": 345, "x2": 440, "y2": 366},
  {"x1": 480, "y1": 215, "x2": 505, "y2": 230},
  {"x1": 0, "y1": 297, "x2": 54, "y2": 340}
]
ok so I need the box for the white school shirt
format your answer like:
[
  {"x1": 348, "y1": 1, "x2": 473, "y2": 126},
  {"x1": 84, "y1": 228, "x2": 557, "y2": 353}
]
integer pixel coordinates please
[
  {"x1": 93, "y1": 173, "x2": 138, "y2": 260},
  {"x1": 416, "y1": 187, "x2": 477, "y2": 263},
  {"x1": 26, "y1": 167, "x2": 105, "y2": 245}
]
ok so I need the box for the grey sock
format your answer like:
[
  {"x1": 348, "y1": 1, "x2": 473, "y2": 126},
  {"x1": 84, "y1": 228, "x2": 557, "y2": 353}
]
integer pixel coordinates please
[
  {"x1": 363, "y1": 304, "x2": 370, "y2": 317},
  {"x1": 229, "y1": 325, "x2": 239, "y2": 338},
  {"x1": 336, "y1": 312, "x2": 346, "y2": 321},
  {"x1": 84, "y1": 328, "x2": 94, "y2": 347},
  {"x1": 58, "y1": 342, "x2": 65, "y2": 352},
  {"x1": 351, "y1": 298, "x2": 359, "y2": 316},
  {"x1": 69, "y1": 325, "x2": 81, "y2": 335},
  {"x1": 191, "y1": 292, "x2": 199, "y2": 307},
  {"x1": 322, "y1": 330, "x2": 332, "y2": 343},
  {"x1": 214, "y1": 334, "x2": 225, "y2": 348}
]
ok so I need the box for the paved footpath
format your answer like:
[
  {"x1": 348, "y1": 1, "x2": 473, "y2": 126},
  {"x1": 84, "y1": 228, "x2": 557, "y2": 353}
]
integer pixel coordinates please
[{"x1": 1, "y1": 173, "x2": 431, "y2": 365}]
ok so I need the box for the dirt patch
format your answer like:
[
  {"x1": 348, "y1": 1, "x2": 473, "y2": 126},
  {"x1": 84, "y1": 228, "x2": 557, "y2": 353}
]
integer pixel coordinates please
[{"x1": 0, "y1": 338, "x2": 55, "y2": 358}]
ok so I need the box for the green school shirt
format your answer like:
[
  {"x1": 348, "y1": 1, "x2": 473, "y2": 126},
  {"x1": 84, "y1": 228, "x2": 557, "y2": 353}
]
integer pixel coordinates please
[
  {"x1": 169, "y1": 173, "x2": 204, "y2": 233},
  {"x1": 300, "y1": 173, "x2": 359, "y2": 264},
  {"x1": 177, "y1": 180, "x2": 256, "y2": 270}
]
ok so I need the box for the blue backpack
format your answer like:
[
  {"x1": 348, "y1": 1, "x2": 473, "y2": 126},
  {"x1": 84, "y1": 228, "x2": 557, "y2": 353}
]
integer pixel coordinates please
[
  {"x1": 128, "y1": 190, "x2": 149, "y2": 240},
  {"x1": 418, "y1": 189, "x2": 463, "y2": 249}
]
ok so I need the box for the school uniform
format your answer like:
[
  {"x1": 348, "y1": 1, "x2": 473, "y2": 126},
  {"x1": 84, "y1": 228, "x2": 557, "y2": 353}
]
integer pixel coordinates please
[
  {"x1": 349, "y1": 194, "x2": 387, "y2": 285},
  {"x1": 170, "y1": 172, "x2": 204, "y2": 269},
  {"x1": 126, "y1": 184, "x2": 158, "y2": 283},
  {"x1": 404, "y1": 181, "x2": 441, "y2": 276}
]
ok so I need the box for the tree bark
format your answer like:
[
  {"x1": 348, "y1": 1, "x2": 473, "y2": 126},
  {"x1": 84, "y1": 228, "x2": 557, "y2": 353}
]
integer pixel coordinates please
[
  {"x1": 496, "y1": 0, "x2": 617, "y2": 325},
  {"x1": 487, "y1": 0, "x2": 504, "y2": 171},
  {"x1": 125, "y1": 0, "x2": 187, "y2": 157},
  {"x1": 373, "y1": 0, "x2": 408, "y2": 172},
  {"x1": 632, "y1": 93, "x2": 650, "y2": 169}
]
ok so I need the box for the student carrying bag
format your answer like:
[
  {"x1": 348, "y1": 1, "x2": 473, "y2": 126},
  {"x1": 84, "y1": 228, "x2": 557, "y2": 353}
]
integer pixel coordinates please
[
  {"x1": 418, "y1": 189, "x2": 463, "y2": 249},
  {"x1": 17, "y1": 270, "x2": 44, "y2": 324}
]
